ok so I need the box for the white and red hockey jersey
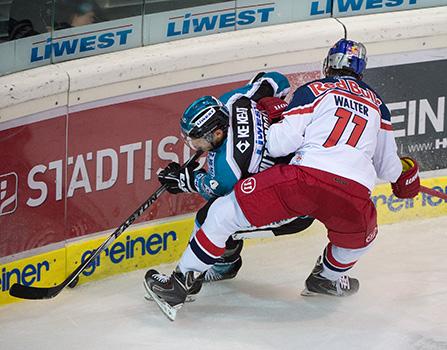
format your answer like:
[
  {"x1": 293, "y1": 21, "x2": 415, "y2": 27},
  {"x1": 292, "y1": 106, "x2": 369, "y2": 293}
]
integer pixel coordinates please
[{"x1": 266, "y1": 76, "x2": 402, "y2": 191}]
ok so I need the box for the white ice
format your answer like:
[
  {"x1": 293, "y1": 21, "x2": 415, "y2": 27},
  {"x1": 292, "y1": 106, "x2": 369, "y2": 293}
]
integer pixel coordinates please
[{"x1": 1, "y1": 216, "x2": 446, "y2": 350}]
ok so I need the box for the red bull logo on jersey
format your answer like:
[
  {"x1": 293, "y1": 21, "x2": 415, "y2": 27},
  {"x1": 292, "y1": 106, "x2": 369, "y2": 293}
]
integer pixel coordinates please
[{"x1": 308, "y1": 78, "x2": 382, "y2": 107}]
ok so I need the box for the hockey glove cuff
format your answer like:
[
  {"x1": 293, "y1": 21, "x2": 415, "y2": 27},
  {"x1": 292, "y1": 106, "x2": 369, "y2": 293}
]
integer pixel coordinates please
[
  {"x1": 257, "y1": 96, "x2": 288, "y2": 124},
  {"x1": 158, "y1": 161, "x2": 200, "y2": 194},
  {"x1": 391, "y1": 157, "x2": 420, "y2": 199}
]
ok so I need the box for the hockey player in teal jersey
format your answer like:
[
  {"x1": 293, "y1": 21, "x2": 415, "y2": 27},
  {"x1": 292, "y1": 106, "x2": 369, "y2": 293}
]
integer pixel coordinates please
[{"x1": 156, "y1": 72, "x2": 314, "y2": 282}]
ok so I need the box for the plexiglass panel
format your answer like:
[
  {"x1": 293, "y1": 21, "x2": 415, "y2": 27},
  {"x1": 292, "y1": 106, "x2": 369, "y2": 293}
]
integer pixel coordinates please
[{"x1": 1, "y1": 0, "x2": 446, "y2": 76}]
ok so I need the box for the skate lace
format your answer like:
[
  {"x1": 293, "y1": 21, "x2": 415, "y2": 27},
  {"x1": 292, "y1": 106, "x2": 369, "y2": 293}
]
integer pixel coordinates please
[
  {"x1": 153, "y1": 273, "x2": 170, "y2": 283},
  {"x1": 204, "y1": 268, "x2": 222, "y2": 282},
  {"x1": 338, "y1": 275, "x2": 350, "y2": 290}
]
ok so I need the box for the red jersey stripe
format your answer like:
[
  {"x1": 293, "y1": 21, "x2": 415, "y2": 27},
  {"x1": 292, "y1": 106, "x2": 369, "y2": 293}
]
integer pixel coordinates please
[
  {"x1": 283, "y1": 93, "x2": 326, "y2": 116},
  {"x1": 381, "y1": 122, "x2": 393, "y2": 131},
  {"x1": 195, "y1": 228, "x2": 225, "y2": 257}
]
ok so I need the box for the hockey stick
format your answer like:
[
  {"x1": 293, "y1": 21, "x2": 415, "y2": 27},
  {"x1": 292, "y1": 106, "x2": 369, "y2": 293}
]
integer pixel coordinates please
[
  {"x1": 9, "y1": 151, "x2": 203, "y2": 300},
  {"x1": 419, "y1": 185, "x2": 447, "y2": 200}
]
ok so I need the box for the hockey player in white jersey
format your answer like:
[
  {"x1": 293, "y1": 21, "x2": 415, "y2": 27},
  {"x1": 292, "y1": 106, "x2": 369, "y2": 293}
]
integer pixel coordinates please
[{"x1": 144, "y1": 39, "x2": 421, "y2": 320}]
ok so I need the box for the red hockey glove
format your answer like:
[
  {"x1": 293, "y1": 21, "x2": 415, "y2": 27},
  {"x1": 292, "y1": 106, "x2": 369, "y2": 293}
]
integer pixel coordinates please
[
  {"x1": 257, "y1": 97, "x2": 288, "y2": 124},
  {"x1": 391, "y1": 157, "x2": 420, "y2": 198}
]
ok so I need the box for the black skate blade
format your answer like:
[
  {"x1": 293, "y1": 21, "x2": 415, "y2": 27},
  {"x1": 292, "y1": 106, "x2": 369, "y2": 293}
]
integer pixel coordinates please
[
  {"x1": 144, "y1": 293, "x2": 196, "y2": 303},
  {"x1": 143, "y1": 281, "x2": 182, "y2": 321},
  {"x1": 300, "y1": 287, "x2": 318, "y2": 296}
]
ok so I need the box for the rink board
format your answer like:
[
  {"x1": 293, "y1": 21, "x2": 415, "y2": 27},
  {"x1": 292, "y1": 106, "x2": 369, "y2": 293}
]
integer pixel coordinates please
[
  {"x1": 65, "y1": 217, "x2": 194, "y2": 282},
  {"x1": 1, "y1": 177, "x2": 446, "y2": 305},
  {"x1": 372, "y1": 177, "x2": 447, "y2": 224},
  {"x1": 0, "y1": 218, "x2": 194, "y2": 305}
]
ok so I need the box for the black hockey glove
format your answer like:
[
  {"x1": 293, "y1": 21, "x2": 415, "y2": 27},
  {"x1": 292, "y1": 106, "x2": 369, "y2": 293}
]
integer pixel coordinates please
[{"x1": 158, "y1": 161, "x2": 200, "y2": 194}]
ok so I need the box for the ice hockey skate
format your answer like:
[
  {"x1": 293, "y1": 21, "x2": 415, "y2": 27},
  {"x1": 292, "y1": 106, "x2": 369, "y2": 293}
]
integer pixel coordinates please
[
  {"x1": 143, "y1": 268, "x2": 203, "y2": 321},
  {"x1": 301, "y1": 257, "x2": 360, "y2": 297}
]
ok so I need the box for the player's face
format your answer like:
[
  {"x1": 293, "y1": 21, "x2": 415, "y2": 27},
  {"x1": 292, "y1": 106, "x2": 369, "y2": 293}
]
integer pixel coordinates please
[{"x1": 184, "y1": 135, "x2": 213, "y2": 152}]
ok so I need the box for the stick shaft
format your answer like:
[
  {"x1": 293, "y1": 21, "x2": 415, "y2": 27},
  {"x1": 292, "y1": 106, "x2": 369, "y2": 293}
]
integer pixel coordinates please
[
  {"x1": 9, "y1": 151, "x2": 203, "y2": 300},
  {"x1": 420, "y1": 185, "x2": 447, "y2": 200}
]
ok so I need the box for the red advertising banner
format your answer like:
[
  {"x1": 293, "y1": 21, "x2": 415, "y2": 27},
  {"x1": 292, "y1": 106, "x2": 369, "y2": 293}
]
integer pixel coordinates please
[
  {"x1": 0, "y1": 71, "x2": 320, "y2": 258},
  {"x1": 0, "y1": 117, "x2": 67, "y2": 256}
]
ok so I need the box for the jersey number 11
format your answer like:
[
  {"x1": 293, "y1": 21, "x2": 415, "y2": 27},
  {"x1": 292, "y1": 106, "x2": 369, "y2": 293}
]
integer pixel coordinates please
[{"x1": 323, "y1": 107, "x2": 368, "y2": 148}]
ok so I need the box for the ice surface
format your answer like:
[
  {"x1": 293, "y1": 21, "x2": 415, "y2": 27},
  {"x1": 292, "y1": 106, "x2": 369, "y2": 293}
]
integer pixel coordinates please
[{"x1": 1, "y1": 216, "x2": 446, "y2": 350}]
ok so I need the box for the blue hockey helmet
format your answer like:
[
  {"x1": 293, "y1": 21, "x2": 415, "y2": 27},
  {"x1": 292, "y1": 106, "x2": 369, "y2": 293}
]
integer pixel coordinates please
[
  {"x1": 323, "y1": 39, "x2": 367, "y2": 77},
  {"x1": 180, "y1": 96, "x2": 229, "y2": 140}
]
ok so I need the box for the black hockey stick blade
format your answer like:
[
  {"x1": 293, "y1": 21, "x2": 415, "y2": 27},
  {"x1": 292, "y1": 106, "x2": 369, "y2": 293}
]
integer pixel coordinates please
[
  {"x1": 10, "y1": 257, "x2": 91, "y2": 300},
  {"x1": 9, "y1": 261, "x2": 86, "y2": 299},
  {"x1": 9, "y1": 151, "x2": 203, "y2": 300},
  {"x1": 9, "y1": 282, "x2": 63, "y2": 300}
]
